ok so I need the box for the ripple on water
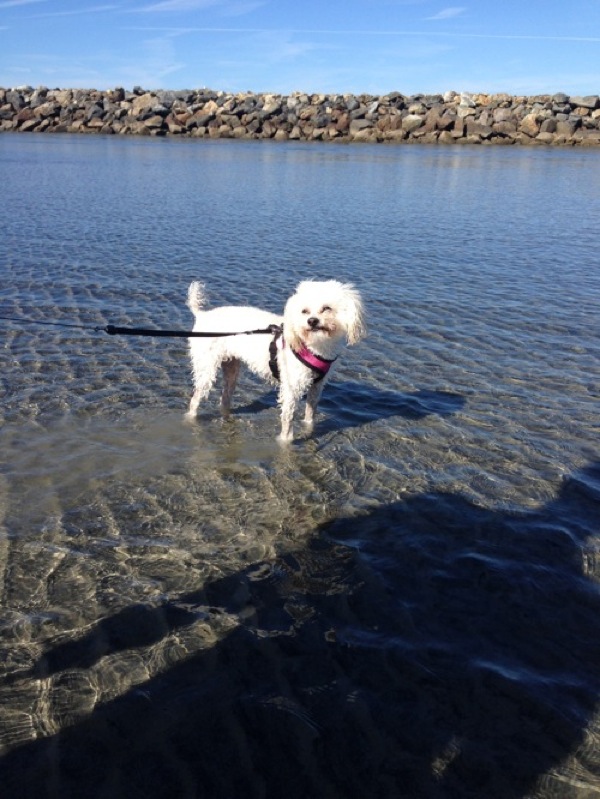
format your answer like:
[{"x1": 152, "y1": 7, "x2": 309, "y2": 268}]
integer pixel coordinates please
[{"x1": 1, "y1": 138, "x2": 599, "y2": 798}]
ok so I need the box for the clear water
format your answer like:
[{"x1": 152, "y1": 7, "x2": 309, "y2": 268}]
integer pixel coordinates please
[{"x1": 0, "y1": 134, "x2": 599, "y2": 798}]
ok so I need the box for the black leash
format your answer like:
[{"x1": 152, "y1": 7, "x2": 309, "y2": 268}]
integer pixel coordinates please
[
  {"x1": 0, "y1": 315, "x2": 281, "y2": 339},
  {"x1": 104, "y1": 323, "x2": 281, "y2": 338},
  {"x1": 0, "y1": 315, "x2": 102, "y2": 332}
]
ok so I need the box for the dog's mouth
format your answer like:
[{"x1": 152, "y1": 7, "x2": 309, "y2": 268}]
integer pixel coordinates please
[
  {"x1": 305, "y1": 318, "x2": 333, "y2": 335},
  {"x1": 305, "y1": 324, "x2": 331, "y2": 336}
]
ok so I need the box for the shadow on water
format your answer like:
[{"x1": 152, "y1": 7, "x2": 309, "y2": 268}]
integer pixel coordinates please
[
  {"x1": 1, "y1": 464, "x2": 599, "y2": 799},
  {"x1": 317, "y1": 383, "x2": 466, "y2": 434},
  {"x1": 233, "y1": 383, "x2": 466, "y2": 434}
]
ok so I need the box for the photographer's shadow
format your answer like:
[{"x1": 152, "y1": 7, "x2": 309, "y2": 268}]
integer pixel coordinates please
[{"x1": 1, "y1": 463, "x2": 598, "y2": 799}]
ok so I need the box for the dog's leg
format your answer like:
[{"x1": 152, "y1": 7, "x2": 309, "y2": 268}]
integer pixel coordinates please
[
  {"x1": 278, "y1": 406, "x2": 294, "y2": 442},
  {"x1": 303, "y1": 381, "x2": 325, "y2": 431},
  {"x1": 220, "y1": 358, "x2": 240, "y2": 415},
  {"x1": 185, "y1": 358, "x2": 219, "y2": 420},
  {"x1": 187, "y1": 389, "x2": 204, "y2": 419},
  {"x1": 278, "y1": 390, "x2": 296, "y2": 442},
  {"x1": 187, "y1": 384, "x2": 212, "y2": 419}
]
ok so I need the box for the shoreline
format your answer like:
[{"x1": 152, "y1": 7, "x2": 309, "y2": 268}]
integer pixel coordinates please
[{"x1": 2, "y1": 86, "x2": 600, "y2": 147}]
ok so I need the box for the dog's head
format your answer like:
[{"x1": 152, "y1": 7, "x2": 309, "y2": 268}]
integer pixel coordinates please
[{"x1": 283, "y1": 280, "x2": 366, "y2": 352}]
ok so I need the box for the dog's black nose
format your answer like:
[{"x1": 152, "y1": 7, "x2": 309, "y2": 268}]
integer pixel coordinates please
[{"x1": 307, "y1": 317, "x2": 320, "y2": 328}]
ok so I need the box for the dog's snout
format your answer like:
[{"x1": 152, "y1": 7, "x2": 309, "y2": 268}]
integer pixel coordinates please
[{"x1": 307, "y1": 316, "x2": 320, "y2": 328}]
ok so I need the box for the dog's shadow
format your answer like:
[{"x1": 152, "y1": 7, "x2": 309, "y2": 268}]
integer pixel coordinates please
[
  {"x1": 318, "y1": 382, "x2": 465, "y2": 433},
  {"x1": 234, "y1": 382, "x2": 465, "y2": 433}
]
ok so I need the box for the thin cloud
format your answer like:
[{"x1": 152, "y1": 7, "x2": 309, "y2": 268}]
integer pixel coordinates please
[
  {"x1": 137, "y1": 0, "x2": 222, "y2": 11},
  {"x1": 425, "y1": 7, "x2": 466, "y2": 21},
  {"x1": 221, "y1": 1, "x2": 266, "y2": 16},
  {"x1": 134, "y1": 0, "x2": 263, "y2": 14},
  {"x1": 0, "y1": 0, "x2": 45, "y2": 8},
  {"x1": 27, "y1": 5, "x2": 118, "y2": 18},
  {"x1": 3, "y1": 42, "x2": 187, "y2": 89},
  {"x1": 123, "y1": 26, "x2": 600, "y2": 43}
]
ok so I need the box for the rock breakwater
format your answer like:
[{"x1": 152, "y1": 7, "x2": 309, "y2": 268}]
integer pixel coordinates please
[{"x1": 2, "y1": 86, "x2": 600, "y2": 146}]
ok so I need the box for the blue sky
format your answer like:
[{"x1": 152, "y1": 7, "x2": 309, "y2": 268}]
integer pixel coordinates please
[{"x1": 1, "y1": 0, "x2": 599, "y2": 95}]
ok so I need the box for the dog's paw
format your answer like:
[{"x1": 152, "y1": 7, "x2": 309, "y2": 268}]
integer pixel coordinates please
[{"x1": 183, "y1": 411, "x2": 197, "y2": 425}]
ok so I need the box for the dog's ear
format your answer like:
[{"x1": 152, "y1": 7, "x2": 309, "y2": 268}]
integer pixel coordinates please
[
  {"x1": 341, "y1": 285, "x2": 366, "y2": 345},
  {"x1": 282, "y1": 294, "x2": 303, "y2": 350}
]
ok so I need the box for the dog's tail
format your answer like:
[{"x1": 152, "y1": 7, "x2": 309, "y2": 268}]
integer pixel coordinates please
[{"x1": 187, "y1": 281, "x2": 208, "y2": 316}]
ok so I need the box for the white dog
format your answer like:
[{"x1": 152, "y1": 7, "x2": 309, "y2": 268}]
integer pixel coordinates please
[{"x1": 185, "y1": 280, "x2": 365, "y2": 441}]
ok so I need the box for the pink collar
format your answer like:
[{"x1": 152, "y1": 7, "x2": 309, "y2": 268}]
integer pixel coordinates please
[
  {"x1": 292, "y1": 342, "x2": 336, "y2": 380},
  {"x1": 269, "y1": 327, "x2": 336, "y2": 383}
]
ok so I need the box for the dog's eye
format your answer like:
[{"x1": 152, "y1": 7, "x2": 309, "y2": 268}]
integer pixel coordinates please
[
  {"x1": 321, "y1": 305, "x2": 332, "y2": 313},
  {"x1": 302, "y1": 308, "x2": 310, "y2": 314}
]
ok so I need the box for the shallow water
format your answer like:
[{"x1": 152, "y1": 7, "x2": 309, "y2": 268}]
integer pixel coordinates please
[{"x1": 0, "y1": 134, "x2": 599, "y2": 798}]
